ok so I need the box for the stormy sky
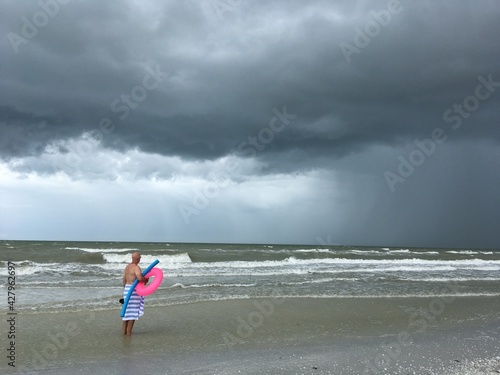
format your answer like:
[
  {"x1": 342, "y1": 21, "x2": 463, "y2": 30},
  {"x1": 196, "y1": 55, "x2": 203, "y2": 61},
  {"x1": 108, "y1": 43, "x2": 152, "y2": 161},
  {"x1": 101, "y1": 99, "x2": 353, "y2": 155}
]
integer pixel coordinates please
[{"x1": 1, "y1": 0, "x2": 499, "y2": 248}]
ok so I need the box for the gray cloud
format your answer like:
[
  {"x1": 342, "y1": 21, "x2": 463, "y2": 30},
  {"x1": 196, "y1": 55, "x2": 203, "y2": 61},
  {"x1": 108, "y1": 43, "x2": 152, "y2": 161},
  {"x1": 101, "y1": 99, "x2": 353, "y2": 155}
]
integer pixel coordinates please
[
  {"x1": 1, "y1": 0, "x2": 499, "y2": 247},
  {"x1": 2, "y1": 0, "x2": 498, "y2": 162}
]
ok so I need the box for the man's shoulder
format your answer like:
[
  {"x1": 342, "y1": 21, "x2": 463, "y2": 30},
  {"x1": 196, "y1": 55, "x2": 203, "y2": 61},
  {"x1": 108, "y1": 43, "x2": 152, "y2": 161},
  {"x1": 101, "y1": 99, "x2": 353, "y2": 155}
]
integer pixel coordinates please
[{"x1": 129, "y1": 263, "x2": 141, "y2": 272}]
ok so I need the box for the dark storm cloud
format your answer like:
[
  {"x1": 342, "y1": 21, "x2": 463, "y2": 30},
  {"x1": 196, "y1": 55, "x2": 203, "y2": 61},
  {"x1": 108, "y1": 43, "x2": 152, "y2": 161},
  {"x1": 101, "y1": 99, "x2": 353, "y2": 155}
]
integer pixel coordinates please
[
  {"x1": 2, "y1": 0, "x2": 499, "y2": 169},
  {"x1": 1, "y1": 0, "x2": 500, "y2": 247}
]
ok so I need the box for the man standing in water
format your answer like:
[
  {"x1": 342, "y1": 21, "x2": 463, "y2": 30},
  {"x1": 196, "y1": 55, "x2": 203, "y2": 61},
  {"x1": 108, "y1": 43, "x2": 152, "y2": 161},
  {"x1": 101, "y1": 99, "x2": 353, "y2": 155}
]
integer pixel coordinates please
[{"x1": 122, "y1": 252, "x2": 148, "y2": 335}]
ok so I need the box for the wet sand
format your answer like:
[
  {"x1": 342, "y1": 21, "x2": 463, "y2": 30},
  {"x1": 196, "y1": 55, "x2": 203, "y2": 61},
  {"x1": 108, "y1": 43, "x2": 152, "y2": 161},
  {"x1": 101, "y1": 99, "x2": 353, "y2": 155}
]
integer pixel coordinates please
[{"x1": 3, "y1": 296, "x2": 500, "y2": 374}]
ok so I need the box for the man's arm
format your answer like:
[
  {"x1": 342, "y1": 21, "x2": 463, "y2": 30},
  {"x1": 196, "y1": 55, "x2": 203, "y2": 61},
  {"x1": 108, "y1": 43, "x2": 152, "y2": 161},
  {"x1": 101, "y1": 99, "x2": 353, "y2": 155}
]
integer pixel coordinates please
[{"x1": 134, "y1": 266, "x2": 148, "y2": 283}]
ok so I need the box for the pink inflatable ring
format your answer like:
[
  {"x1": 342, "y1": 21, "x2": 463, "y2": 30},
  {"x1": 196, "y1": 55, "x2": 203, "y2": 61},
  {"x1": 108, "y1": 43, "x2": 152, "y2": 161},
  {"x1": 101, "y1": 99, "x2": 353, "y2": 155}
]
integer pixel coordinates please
[{"x1": 135, "y1": 267, "x2": 163, "y2": 296}]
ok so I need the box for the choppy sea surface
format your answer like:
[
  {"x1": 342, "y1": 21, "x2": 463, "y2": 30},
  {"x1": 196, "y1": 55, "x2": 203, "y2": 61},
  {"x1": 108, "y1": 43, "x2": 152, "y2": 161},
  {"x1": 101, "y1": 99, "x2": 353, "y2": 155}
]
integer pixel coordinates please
[{"x1": 1, "y1": 241, "x2": 499, "y2": 313}]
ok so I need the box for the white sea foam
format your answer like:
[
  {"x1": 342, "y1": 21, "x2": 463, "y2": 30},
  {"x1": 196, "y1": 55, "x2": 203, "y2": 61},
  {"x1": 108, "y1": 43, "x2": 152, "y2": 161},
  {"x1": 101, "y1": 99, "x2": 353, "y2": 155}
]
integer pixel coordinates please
[
  {"x1": 169, "y1": 282, "x2": 256, "y2": 289},
  {"x1": 4, "y1": 256, "x2": 500, "y2": 279},
  {"x1": 349, "y1": 249, "x2": 440, "y2": 256},
  {"x1": 102, "y1": 253, "x2": 192, "y2": 265},
  {"x1": 0, "y1": 262, "x2": 62, "y2": 276},
  {"x1": 279, "y1": 277, "x2": 358, "y2": 286},
  {"x1": 294, "y1": 249, "x2": 331, "y2": 253},
  {"x1": 65, "y1": 247, "x2": 139, "y2": 253},
  {"x1": 349, "y1": 250, "x2": 384, "y2": 255},
  {"x1": 15, "y1": 277, "x2": 112, "y2": 286},
  {"x1": 405, "y1": 276, "x2": 500, "y2": 282},
  {"x1": 184, "y1": 257, "x2": 500, "y2": 269}
]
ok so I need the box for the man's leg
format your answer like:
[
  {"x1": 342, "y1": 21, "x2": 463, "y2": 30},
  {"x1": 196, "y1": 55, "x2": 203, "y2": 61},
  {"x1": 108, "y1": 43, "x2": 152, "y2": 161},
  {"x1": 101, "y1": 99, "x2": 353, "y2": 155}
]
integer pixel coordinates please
[{"x1": 126, "y1": 320, "x2": 135, "y2": 336}]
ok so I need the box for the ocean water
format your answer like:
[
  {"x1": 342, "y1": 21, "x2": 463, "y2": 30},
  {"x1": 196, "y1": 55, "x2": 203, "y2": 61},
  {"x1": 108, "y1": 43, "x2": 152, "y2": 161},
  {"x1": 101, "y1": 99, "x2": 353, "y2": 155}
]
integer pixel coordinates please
[{"x1": 1, "y1": 240, "x2": 500, "y2": 313}]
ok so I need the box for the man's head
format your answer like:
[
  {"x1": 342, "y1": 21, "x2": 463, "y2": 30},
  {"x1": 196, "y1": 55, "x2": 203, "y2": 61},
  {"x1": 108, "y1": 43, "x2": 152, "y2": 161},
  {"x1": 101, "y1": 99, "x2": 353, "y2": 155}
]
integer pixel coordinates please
[{"x1": 131, "y1": 252, "x2": 141, "y2": 264}]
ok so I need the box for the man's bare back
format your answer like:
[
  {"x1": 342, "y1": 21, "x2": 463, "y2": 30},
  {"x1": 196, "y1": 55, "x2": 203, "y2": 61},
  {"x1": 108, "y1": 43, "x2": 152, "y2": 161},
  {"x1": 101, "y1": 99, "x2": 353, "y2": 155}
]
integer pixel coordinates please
[{"x1": 123, "y1": 263, "x2": 143, "y2": 285}]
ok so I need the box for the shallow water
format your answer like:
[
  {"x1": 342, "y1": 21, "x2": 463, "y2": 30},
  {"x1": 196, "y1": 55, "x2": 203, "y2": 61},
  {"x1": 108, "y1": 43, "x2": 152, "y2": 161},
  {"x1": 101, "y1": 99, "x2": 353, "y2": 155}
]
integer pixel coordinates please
[
  {"x1": 1, "y1": 240, "x2": 500, "y2": 313},
  {"x1": 4, "y1": 297, "x2": 499, "y2": 374}
]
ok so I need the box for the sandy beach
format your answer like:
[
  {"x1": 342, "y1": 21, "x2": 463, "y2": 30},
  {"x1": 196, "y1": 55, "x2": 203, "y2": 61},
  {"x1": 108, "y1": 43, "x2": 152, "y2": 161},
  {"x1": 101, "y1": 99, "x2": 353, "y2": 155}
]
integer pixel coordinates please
[{"x1": 4, "y1": 296, "x2": 500, "y2": 374}]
